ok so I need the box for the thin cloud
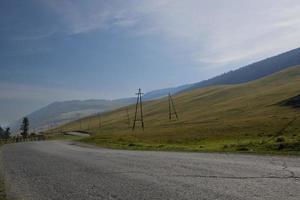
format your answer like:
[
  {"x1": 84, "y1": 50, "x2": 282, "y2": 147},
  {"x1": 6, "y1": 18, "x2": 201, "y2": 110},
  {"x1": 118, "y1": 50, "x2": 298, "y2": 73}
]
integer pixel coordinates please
[
  {"x1": 134, "y1": 0, "x2": 300, "y2": 67},
  {"x1": 42, "y1": 0, "x2": 140, "y2": 35},
  {"x1": 30, "y1": 0, "x2": 300, "y2": 68},
  {"x1": 12, "y1": 29, "x2": 57, "y2": 41},
  {"x1": 0, "y1": 82, "x2": 101, "y2": 101}
]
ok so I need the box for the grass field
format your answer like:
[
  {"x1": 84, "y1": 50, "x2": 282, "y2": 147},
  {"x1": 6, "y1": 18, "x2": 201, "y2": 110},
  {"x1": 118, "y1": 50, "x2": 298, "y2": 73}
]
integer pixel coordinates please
[{"x1": 51, "y1": 66, "x2": 300, "y2": 154}]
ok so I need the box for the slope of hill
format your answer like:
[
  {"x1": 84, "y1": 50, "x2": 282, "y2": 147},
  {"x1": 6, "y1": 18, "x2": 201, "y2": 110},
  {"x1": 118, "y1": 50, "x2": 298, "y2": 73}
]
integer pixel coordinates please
[
  {"x1": 12, "y1": 47, "x2": 300, "y2": 133},
  {"x1": 11, "y1": 99, "x2": 132, "y2": 132},
  {"x1": 142, "y1": 84, "x2": 192, "y2": 100},
  {"x1": 187, "y1": 47, "x2": 300, "y2": 91},
  {"x1": 55, "y1": 66, "x2": 300, "y2": 153},
  {"x1": 10, "y1": 85, "x2": 191, "y2": 132}
]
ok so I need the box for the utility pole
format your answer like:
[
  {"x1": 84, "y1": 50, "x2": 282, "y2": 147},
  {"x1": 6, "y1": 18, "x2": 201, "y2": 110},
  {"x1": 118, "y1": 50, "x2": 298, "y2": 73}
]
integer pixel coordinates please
[
  {"x1": 168, "y1": 93, "x2": 179, "y2": 120},
  {"x1": 132, "y1": 88, "x2": 145, "y2": 131}
]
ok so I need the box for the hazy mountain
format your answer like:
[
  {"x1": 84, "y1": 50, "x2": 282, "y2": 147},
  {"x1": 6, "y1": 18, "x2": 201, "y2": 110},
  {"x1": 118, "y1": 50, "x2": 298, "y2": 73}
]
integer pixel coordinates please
[
  {"x1": 10, "y1": 99, "x2": 132, "y2": 133},
  {"x1": 58, "y1": 65, "x2": 300, "y2": 153},
  {"x1": 187, "y1": 47, "x2": 300, "y2": 91},
  {"x1": 143, "y1": 84, "x2": 192, "y2": 100},
  {"x1": 11, "y1": 47, "x2": 300, "y2": 133},
  {"x1": 9, "y1": 86, "x2": 191, "y2": 132}
]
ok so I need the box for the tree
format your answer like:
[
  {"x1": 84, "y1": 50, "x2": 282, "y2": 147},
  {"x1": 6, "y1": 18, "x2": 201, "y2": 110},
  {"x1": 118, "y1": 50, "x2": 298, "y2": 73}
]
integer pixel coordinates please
[
  {"x1": 4, "y1": 127, "x2": 11, "y2": 139},
  {"x1": 20, "y1": 117, "x2": 29, "y2": 138},
  {"x1": 0, "y1": 126, "x2": 4, "y2": 139}
]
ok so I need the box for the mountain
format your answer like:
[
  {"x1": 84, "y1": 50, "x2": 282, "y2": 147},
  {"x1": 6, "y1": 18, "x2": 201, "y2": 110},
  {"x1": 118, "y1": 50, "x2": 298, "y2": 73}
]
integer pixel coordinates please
[
  {"x1": 11, "y1": 47, "x2": 300, "y2": 133},
  {"x1": 10, "y1": 99, "x2": 132, "y2": 133},
  {"x1": 9, "y1": 85, "x2": 191, "y2": 132},
  {"x1": 58, "y1": 65, "x2": 300, "y2": 153},
  {"x1": 143, "y1": 84, "x2": 192, "y2": 100},
  {"x1": 187, "y1": 47, "x2": 300, "y2": 91}
]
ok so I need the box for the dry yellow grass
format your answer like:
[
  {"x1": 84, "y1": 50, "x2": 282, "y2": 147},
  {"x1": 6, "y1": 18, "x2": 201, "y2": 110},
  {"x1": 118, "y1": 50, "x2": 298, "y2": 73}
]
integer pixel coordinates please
[{"x1": 51, "y1": 66, "x2": 300, "y2": 153}]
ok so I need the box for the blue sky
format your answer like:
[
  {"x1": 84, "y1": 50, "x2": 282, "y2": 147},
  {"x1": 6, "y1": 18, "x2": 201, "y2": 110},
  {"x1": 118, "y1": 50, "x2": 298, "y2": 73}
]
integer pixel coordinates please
[{"x1": 1, "y1": 0, "x2": 300, "y2": 125}]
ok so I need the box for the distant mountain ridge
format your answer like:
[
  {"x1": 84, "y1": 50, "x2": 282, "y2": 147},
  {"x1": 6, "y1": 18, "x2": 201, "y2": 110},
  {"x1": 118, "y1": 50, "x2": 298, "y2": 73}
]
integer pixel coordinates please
[
  {"x1": 187, "y1": 47, "x2": 300, "y2": 91},
  {"x1": 10, "y1": 84, "x2": 191, "y2": 132},
  {"x1": 10, "y1": 99, "x2": 130, "y2": 132},
  {"x1": 143, "y1": 84, "x2": 192, "y2": 100},
  {"x1": 10, "y1": 47, "x2": 300, "y2": 132},
  {"x1": 57, "y1": 65, "x2": 300, "y2": 153}
]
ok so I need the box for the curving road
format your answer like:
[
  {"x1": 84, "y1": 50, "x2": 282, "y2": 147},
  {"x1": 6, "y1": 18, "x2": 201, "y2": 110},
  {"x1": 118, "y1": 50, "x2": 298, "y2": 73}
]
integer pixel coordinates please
[{"x1": 1, "y1": 141, "x2": 300, "y2": 200}]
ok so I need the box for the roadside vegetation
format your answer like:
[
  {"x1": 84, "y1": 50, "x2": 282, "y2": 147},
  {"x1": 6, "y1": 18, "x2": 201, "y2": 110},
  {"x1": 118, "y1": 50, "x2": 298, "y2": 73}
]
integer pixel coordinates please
[
  {"x1": 46, "y1": 133, "x2": 86, "y2": 141},
  {"x1": 51, "y1": 66, "x2": 300, "y2": 154},
  {"x1": 0, "y1": 117, "x2": 34, "y2": 200}
]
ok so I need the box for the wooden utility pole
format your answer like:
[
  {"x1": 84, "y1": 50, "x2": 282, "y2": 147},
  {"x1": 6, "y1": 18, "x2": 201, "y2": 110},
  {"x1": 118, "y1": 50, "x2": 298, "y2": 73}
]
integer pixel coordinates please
[
  {"x1": 168, "y1": 93, "x2": 179, "y2": 120},
  {"x1": 132, "y1": 88, "x2": 145, "y2": 130}
]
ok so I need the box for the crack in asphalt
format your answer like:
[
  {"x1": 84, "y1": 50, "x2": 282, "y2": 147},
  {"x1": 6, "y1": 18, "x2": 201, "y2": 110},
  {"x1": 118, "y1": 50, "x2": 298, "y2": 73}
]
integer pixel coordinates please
[
  {"x1": 98, "y1": 171, "x2": 300, "y2": 180},
  {"x1": 3, "y1": 141, "x2": 300, "y2": 200},
  {"x1": 171, "y1": 174, "x2": 300, "y2": 179},
  {"x1": 281, "y1": 160, "x2": 296, "y2": 178}
]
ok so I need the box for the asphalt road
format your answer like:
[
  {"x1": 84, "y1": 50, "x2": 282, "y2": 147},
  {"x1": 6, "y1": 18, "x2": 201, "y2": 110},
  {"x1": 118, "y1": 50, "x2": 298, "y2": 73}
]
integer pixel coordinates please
[
  {"x1": 1, "y1": 141, "x2": 300, "y2": 200},
  {"x1": 64, "y1": 132, "x2": 90, "y2": 137}
]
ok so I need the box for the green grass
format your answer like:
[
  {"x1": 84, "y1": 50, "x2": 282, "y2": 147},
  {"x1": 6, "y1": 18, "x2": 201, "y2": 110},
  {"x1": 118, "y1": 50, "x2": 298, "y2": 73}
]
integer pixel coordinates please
[{"x1": 51, "y1": 65, "x2": 300, "y2": 154}]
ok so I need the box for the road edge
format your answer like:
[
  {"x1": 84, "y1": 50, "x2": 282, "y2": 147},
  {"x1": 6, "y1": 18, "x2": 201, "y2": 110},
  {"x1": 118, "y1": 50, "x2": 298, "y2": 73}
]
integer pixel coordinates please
[{"x1": 0, "y1": 146, "x2": 9, "y2": 200}]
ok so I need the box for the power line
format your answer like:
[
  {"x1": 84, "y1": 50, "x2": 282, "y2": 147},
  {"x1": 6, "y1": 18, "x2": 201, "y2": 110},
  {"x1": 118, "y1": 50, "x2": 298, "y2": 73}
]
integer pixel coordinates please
[
  {"x1": 132, "y1": 88, "x2": 145, "y2": 131},
  {"x1": 168, "y1": 93, "x2": 179, "y2": 120}
]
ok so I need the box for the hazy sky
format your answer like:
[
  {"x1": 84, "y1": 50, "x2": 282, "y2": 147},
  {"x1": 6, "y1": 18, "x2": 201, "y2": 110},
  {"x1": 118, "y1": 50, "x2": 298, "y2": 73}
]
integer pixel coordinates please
[{"x1": 1, "y1": 0, "x2": 300, "y2": 125}]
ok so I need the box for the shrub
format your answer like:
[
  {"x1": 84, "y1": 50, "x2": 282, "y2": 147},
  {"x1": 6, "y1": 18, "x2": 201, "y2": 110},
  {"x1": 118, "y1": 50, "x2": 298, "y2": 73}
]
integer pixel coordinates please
[
  {"x1": 236, "y1": 146, "x2": 249, "y2": 151},
  {"x1": 277, "y1": 143, "x2": 286, "y2": 150},
  {"x1": 276, "y1": 137, "x2": 285, "y2": 143}
]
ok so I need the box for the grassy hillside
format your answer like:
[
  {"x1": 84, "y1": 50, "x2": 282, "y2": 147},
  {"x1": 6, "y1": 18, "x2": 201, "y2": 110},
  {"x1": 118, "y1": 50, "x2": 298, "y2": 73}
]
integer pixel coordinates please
[
  {"x1": 52, "y1": 66, "x2": 300, "y2": 153},
  {"x1": 187, "y1": 47, "x2": 300, "y2": 91},
  {"x1": 11, "y1": 99, "x2": 134, "y2": 132}
]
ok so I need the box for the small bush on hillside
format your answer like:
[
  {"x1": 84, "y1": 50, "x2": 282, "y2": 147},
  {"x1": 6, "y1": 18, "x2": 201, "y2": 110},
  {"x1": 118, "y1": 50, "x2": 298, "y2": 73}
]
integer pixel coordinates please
[
  {"x1": 277, "y1": 143, "x2": 286, "y2": 150},
  {"x1": 276, "y1": 137, "x2": 285, "y2": 143},
  {"x1": 30, "y1": 132, "x2": 37, "y2": 137},
  {"x1": 257, "y1": 133, "x2": 264, "y2": 137},
  {"x1": 236, "y1": 146, "x2": 249, "y2": 151},
  {"x1": 259, "y1": 140, "x2": 266, "y2": 144}
]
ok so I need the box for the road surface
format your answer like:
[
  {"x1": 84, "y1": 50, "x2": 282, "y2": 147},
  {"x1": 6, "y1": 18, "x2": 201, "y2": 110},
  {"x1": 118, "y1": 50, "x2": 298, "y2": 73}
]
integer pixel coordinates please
[
  {"x1": 1, "y1": 141, "x2": 300, "y2": 200},
  {"x1": 64, "y1": 132, "x2": 90, "y2": 137}
]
